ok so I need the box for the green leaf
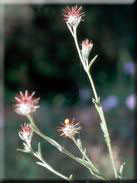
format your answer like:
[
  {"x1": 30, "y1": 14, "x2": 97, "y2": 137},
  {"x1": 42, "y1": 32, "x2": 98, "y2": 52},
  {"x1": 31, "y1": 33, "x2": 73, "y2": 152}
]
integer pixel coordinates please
[
  {"x1": 118, "y1": 162, "x2": 126, "y2": 179},
  {"x1": 38, "y1": 142, "x2": 42, "y2": 156}
]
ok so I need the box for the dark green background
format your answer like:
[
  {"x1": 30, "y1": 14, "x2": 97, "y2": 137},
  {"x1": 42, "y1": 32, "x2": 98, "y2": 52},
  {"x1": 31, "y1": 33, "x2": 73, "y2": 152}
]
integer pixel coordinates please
[{"x1": 4, "y1": 4, "x2": 135, "y2": 180}]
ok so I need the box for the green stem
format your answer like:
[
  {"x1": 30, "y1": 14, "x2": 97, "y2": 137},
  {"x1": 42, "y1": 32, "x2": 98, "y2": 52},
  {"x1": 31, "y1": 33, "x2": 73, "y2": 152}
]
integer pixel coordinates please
[
  {"x1": 72, "y1": 138, "x2": 99, "y2": 172},
  {"x1": 87, "y1": 71, "x2": 117, "y2": 179},
  {"x1": 73, "y1": 27, "x2": 87, "y2": 71},
  {"x1": 27, "y1": 114, "x2": 105, "y2": 180},
  {"x1": 72, "y1": 138, "x2": 106, "y2": 181},
  {"x1": 86, "y1": 71, "x2": 98, "y2": 101},
  {"x1": 73, "y1": 138, "x2": 90, "y2": 162},
  {"x1": 27, "y1": 115, "x2": 89, "y2": 167},
  {"x1": 30, "y1": 147, "x2": 70, "y2": 180},
  {"x1": 27, "y1": 114, "x2": 39, "y2": 131},
  {"x1": 72, "y1": 27, "x2": 118, "y2": 179}
]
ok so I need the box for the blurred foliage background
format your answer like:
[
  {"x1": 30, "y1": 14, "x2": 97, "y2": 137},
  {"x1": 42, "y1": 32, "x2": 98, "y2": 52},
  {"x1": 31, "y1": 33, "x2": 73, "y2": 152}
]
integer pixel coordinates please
[{"x1": 4, "y1": 4, "x2": 135, "y2": 180}]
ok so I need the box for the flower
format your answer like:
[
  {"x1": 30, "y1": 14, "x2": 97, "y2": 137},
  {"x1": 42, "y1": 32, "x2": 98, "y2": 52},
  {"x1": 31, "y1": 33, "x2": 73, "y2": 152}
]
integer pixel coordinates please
[
  {"x1": 102, "y1": 96, "x2": 119, "y2": 112},
  {"x1": 63, "y1": 6, "x2": 84, "y2": 28},
  {"x1": 58, "y1": 118, "x2": 81, "y2": 139},
  {"x1": 126, "y1": 94, "x2": 136, "y2": 110},
  {"x1": 14, "y1": 90, "x2": 40, "y2": 116},
  {"x1": 123, "y1": 61, "x2": 136, "y2": 75},
  {"x1": 81, "y1": 39, "x2": 93, "y2": 61},
  {"x1": 18, "y1": 123, "x2": 33, "y2": 152},
  {"x1": 18, "y1": 123, "x2": 33, "y2": 153},
  {"x1": 19, "y1": 123, "x2": 33, "y2": 144}
]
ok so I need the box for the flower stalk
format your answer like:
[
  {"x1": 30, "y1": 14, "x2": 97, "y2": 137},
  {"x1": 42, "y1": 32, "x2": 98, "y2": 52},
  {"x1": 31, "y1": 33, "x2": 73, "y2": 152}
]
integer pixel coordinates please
[
  {"x1": 32, "y1": 143, "x2": 72, "y2": 181},
  {"x1": 13, "y1": 5, "x2": 123, "y2": 181},
  {"x1": 72, "y1": 137, "x2": 106, "y2": 180},
  {"x1": 27, "y1": 115, "x2": 105, "y2": 180},
  {"x1": 66, "y1": 10, "x2": 118, "y2": 179}
]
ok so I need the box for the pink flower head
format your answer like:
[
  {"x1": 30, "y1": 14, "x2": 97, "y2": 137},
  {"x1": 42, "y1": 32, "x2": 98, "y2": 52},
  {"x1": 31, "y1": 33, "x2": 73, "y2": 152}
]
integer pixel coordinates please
[
  {"x1": 58, "y1": 118, "x2": 81, "y2": 139},
  {"x1": 81, "y1": 39, "x2": 93, "y2": 60},
  {"x1": 18, "y1": 123, "x2": 33, "y2": 144},
  {"x1": 14, "y1": 90, "x2": 40, "y2": 116},
  {"x1": 82, "y1": 39, "x2": 93, "y2": 49},
  {"x1": 63, "y1": 6, "x2": 85, "y2": 28}
]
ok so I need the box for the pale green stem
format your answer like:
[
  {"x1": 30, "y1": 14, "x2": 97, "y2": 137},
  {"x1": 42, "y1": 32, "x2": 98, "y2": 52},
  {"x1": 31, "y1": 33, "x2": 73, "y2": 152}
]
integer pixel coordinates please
[
  {"x1": 73, "y1": 137, "x2": 92, "y2": 163},
  {"x1": 73, "y1": 27, "x2": 87, "y2": 71},
  {"x1": 30, "y1": 147, "x2": 70, "y2": 180},
  {"x1": 72, "y1": 27, "x2": 118, "y2": 179},
  {"x1": 88, "y1": 55, "x2": 98, "y2": 70},
  {"x1": 27, "y1": 116, "x2": 89, "y2": 166},
  {"x1": 72, "y1": 138, "x2": 106, "y2": 181},
  {"x1": 27, "y1": 114, "x2": 105, "y2": 180},
  {"x1": 66, "y1": 22, "x2": 74, "y2": 37},
  {"x1": 27, "y1": 114, "x2": 39, "y2": 131},
  {"x1": 86, "y1": 71, "x2": 98, "y2": 101},
  {"x1": 87, "y1": 71, "x2": 117, "y2": 179},
  {"x1": 27, "y1": 115, "x2": 80, "y2": 164}
]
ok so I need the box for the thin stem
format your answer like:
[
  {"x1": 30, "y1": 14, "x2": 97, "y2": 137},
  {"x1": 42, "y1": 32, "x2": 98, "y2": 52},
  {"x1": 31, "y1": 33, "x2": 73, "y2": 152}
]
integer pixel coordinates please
[
  {"x1": 73, "y1": 27, "x2": 87, "y2": 71},
  {"x1": 27, "y1": 115, "x2": 89, "y2": 168},
  {"x1": 27, "y1": 115, "x2": 105, "y2": 180},
  {"x1": 72, "y1": 138, "x2": 106, "y2": 181},
  {"x1": 88, "y1": 55, "x2": 98, "y2": 71},
  {"x1": 73, "y1": 138, "x2": 91, "y2": 162},
  {"x1": 107, "y1": 140, "x2": 118, "y2": 179},
  {"x1": 71, "y1": 26, "x2": 118, "y2": 179},
  {"x1": 73, "y1": 28, "x2": 83, "y2": 63},
  {"x1": 87, "y1": 72, "x2": 117, "y2": 178},
  {"x1": 72, "y1": 138, "x2": 99, "y2": 173},
  {"x1": 87, "y1": 69, "x2": 117, "y2": 178},
  {"x1": 99, "y1": 107, "x2": 118, "y2": 179},
  {"x1": 86, "y1": 71, "x2": 98, "y2": 101},
  {"x1": 30, "y1": 148, "x2": 70, "y2": 180},
  {"x1": 27, "y1": 114, "x2": 39, "y2": 131},
  {"x1": 86, "y1": 71, "x2": 117, "y2": 178},
  {"x1": 66, "y1": 22, "x2": 74, "y2": 37}
]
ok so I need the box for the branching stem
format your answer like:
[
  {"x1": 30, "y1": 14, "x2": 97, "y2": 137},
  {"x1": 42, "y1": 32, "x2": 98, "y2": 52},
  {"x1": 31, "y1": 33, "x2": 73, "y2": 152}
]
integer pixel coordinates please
[
  {"x1": 27, "y1": 114, "x2": 105, "y2": 180},
  {"x1": 71, "y1": 25, "x2": 118, "y2": 179}
]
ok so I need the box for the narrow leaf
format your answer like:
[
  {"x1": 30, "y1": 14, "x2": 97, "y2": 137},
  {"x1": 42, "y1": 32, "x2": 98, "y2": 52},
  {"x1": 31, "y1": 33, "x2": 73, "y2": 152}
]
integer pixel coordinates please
[
  {"x1": 88, "y1": 55, "x2": 98, "y2": 70},
  {"x1": 119, "y1": 162, "x2": 126, "y2": 179},
  {"x1": 17, "y1": 148, "x2": 29, "y2": 153},
  {"x1": 36, "y1": 161, "x2": 45, "y2": 167},
  {"x1": 38, "y1": 142, "x2": 42, "y2": 155},
  {"x1": 69, "y1": 174, "x2": 73, "y2": 180}
]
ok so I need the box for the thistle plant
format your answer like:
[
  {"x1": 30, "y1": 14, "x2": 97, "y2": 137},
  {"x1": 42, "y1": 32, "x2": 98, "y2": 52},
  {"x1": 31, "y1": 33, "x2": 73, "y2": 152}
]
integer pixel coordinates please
[{"x1": 13, "y1": 5, "x2": 125, "y2": 181}]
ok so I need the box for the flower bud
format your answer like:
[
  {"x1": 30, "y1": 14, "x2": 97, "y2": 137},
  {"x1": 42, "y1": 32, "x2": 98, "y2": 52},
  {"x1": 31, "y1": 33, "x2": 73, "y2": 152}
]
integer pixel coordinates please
[{"x1": 81, "y1": 39, "x2": 93, "y2": 61}]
